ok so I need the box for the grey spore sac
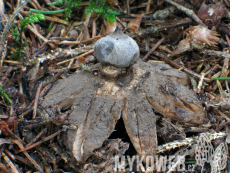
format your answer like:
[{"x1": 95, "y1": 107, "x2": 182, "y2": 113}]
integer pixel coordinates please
[{"x1": 94, "y1": 27, "x2": 140, "y2": 68}]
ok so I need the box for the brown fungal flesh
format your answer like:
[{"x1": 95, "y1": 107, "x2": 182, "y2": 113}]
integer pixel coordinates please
[{"x1": 42, "y1": 61, "x2": 205, "y2": 162}]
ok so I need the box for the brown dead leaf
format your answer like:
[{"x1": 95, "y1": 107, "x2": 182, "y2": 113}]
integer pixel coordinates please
[
  {"x1": 106, "y1": 21, "x2": 116, "y2": 35},
  {"x1": 72, "y1": 57, "x2": 86, "y2": 69},
  {"x1": 127, "y1": 13, "x2": 144, "y2": 32},
  {"x1": 83, "y1": 22, "x2": 90, "y2": 41},
  {"x1": 98, "y1": 24, "x2": 106, "y2": 37}
]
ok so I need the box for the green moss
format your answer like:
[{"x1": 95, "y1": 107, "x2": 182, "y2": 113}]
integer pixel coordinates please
[
  {"x1": 49, "y1": 0, "x2": 119, "y2": 22},
  {"x1": 11, "y1": 13, "x2": 45, "y2": 59}
]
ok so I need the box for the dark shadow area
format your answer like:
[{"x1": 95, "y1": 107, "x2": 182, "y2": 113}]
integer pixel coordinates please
[{"x1": 109, "y1": 117, "x2": 137, "y2": 156}]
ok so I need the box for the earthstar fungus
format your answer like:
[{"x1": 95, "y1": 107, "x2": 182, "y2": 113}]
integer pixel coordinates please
[{"x1": 42, "y1": 28, "x2": 206, "y2": 163}]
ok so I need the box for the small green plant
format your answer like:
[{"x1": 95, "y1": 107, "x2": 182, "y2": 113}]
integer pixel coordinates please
[
  {"x1": 0, "y1": 86, "x2": 12, "y2": 104},
  {"x1": 49, "y1": 0, "x2": 119, "y2": 22},
  {"x1": 11, "y1": 13, "x2": 45, "y2": 59}
]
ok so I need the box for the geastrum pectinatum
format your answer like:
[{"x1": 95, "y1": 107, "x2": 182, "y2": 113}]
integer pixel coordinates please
[{"x1": 42, "y1": 28, "x2": 206, "y2": 162}]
